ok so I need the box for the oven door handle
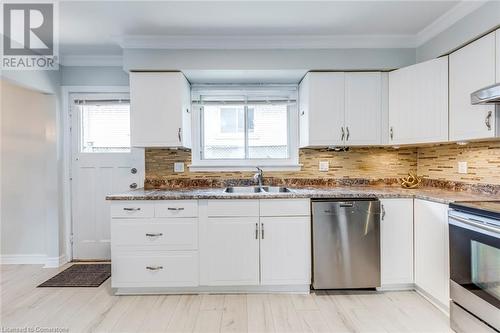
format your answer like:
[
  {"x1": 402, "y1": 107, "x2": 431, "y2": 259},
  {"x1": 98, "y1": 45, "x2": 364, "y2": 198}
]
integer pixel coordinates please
[{"x1": 449, "y1": 214, "x2": 500, "y2": 237}]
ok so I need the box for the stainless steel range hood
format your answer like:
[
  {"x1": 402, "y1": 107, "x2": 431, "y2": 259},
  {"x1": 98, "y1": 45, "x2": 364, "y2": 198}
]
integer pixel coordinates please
[{"x1": 471, "y1": 83, "x2": 500, "y2": 105}]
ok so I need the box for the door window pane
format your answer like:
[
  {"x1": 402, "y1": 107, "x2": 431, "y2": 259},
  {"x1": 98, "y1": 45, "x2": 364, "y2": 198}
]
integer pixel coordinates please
[{"x1": 80, "y1": 103, "x2": 131, "y2": 153}]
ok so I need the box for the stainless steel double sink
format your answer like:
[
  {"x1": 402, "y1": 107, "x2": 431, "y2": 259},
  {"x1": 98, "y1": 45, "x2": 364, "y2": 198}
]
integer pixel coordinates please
[{"x1": 224, "y1": 186, "x2": 292, "y2": 193}]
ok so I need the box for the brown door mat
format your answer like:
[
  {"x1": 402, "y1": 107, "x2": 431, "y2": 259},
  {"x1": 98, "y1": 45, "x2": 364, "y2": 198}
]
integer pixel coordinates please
[{"x1": 38, "y1": 263, "x2": 111, "y2": 287}]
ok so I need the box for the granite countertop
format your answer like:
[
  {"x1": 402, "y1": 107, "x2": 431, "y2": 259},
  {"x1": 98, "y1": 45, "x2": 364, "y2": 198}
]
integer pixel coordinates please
[{"x1": 106, "y1": 185, "x2": 496, "y2": 204}]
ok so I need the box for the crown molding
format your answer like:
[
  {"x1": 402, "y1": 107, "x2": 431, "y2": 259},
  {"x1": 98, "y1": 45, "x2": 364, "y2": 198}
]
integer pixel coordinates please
[
  {"x1": 415, "y1": 1, "x2": 487, "y2": 46},
  {"x1": 118, "y1": 34, "x2": 417, "y2": 50},
  {"x1": 60, "y1": 55, "x2": 123, "y2": 67}
]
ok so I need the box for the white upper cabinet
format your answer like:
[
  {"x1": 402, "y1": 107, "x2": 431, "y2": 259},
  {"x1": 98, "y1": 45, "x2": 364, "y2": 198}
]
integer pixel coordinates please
[
  {"x1": 449, "y1": 32, "x2": 496, "y2": 141},
  {"x1": 344, "y1": 72, "x2": 383, "y2": 145},
  {"x1": 130, "y1": 72, "x2": 192, "y2": 148},
  {"x1": 299, "y1": 72, "x2": 345, "y2": 147},
  {"x1": 299, "y1": 72, "x2": 383, "y2": 147},
  {"x1": 388, "y1": 57, "x2": 448, "y2": 145}
]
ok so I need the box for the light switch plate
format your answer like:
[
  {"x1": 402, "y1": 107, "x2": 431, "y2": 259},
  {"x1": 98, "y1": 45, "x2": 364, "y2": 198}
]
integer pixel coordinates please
[
  {"x1": 319, "y1": 161, "x2": 329, "y2": 172},
  {"x1": 458, "y1": 161, "x2": 468, "y2": 174},
  {"x1": 174, "y1": 162, "x2": 185, "y2": 173}
]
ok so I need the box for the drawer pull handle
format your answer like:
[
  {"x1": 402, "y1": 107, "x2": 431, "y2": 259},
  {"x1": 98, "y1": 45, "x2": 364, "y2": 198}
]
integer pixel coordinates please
[
  {"x1": 123, "y1": 207, "x2": 141, "y2": 211},
  {"x1": 167, "y1": 207, "x2": 185, "y2": 211},
  {"x1": 146, "y1": 266, "x2": 163, "y2": 271},
  {"x1": 146, "y1": 233, "x2": 163, "y2": 237}
]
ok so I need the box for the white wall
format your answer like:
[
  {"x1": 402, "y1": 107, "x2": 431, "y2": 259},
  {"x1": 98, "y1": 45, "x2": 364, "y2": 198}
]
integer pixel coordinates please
[
  {"x1": 416, "y1": 1, "x2": 500, "y2": 62},
  {"x1": 0, "y1": 80, "x2": 60, "y2": 264},
  {"x1": 61, "y1": 66, "x2": 129, "y2": 86}
]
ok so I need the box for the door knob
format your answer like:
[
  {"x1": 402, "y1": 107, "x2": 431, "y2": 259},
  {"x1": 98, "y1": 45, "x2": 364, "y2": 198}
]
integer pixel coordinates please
[{"x1": 130, "y1": 183, "x2": 138, "y2": 189}]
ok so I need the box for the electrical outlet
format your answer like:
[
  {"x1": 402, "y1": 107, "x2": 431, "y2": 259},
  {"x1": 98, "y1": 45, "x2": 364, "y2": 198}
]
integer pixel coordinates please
[
  {"x1": 319, "y1": 161, "x2": 329, "y2": 172},
  {"x1": 174, "y1": 162, "x2": 185, "y2": 173},
  {"x1": 458, "y1": 161, "x2": 468, "y2": 174}
]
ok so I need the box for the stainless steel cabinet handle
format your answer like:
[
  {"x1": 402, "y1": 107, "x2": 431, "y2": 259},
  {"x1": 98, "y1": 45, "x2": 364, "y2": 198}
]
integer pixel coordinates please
[
  {"x1": 341, "y1": 127, "x2": 345, "y2": 141},
  {"x1": 381, "y1": 204, "x2": 386, "y2": 221},
  {"x1": 123, "y1": 207, "x2": 141, "y2": 211},
  {"x1": 390, "y1": 126, "x2": 394, "y2": 140},
  {"x1": 146, "y1": 233, "x2": 163, "y2": 237},
  {"x1": 485, "y1": 111, "x2": 492, "y2": 130},
  {"x1": 178, "y1": 128, "x2": 182, "y2": 142},
  {"x1": 167, "y1": 207, "x2": 185, "y2": 211},
  {"x1": 261, "y1": 223, "x2": 265, "y2": 239},
  {"x1": 146, "y1": 266, "x2": 163, "y2": 271},
  {"x1": 346, "y1": 126, "x2": 350, "y2": 141},
  {"x1": 255, "y1": 223, "x2": 258, "y2": 239},
  {"x1": 129, "y1": 183, "x2": 137, "y2": 189}
]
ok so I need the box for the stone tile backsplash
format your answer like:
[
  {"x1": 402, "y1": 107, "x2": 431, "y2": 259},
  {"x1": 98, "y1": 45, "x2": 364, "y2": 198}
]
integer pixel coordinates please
[{"x1": 145, "y1": 140, "x2": 500, "y2": 188}]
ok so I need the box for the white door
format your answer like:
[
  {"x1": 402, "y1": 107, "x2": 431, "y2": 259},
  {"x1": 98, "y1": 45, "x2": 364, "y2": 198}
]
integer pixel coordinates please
[
  {"x1": 260, "y1": 216, "x2": 311, "y2": 285},
  {"x1": 71, "y1": 94, "x2": 144, "y2": 260},
  {"x1": 204, "y1": 217, "x2": 260, "y2": 286},
  {"x1": 344, "y1": 72, "x2": 382, "y2": 145},
  {"x1": 380, "y1": 198, "x2": 414, "y2": 287},
  {"x1": 449, "y1": 32, "x2": 496, "y2": 141}
]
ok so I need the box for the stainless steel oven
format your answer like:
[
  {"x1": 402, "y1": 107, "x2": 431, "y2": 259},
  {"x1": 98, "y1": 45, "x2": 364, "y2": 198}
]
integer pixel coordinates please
[{"x1": 449, "y1": 201, "x2": 500, "y2": 333}]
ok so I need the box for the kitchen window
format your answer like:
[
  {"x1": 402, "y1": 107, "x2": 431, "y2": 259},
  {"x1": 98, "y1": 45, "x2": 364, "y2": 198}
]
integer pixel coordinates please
[{"x1": 190, "y1": 85, "x2": 299, "y2": 171}]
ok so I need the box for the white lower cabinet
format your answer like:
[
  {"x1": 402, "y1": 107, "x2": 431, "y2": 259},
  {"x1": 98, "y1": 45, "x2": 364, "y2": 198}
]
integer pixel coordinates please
[
  {"x1": 260, "y1": 216, "x2": 311, "y2": 285},
  {"x1": 380, "y1": 198, "x2": 414, "y2": 288},
  {"x1": 111, "y1": 200, "x2": 199, "y2": 290},
  {"x1": 203, "y1": 216, "x2": 260, "y2": 286},
  {"x1": 200, "y1": 199, "x2": 311, "y2": 288},
  {"x1": 414, "y1": 199, "x2": 450, "y2": 310}
]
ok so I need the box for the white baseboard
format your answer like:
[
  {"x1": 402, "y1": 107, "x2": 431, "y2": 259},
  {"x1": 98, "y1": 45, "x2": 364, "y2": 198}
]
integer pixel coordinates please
[
  {"x1": 44, "y1": 254, "x2": 68, "y2": 268},
  {"x1": 415, "y1": 285, "x2": 450, "y2": 315},
  {"x1": 1, "y1": 254, "x2": 68, "y2": 267}
]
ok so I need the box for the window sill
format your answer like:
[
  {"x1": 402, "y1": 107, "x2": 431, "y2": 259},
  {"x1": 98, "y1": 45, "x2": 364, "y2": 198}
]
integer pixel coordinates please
[{"x1": 188, "y1": 164, "x2": 302, "y2": 172}]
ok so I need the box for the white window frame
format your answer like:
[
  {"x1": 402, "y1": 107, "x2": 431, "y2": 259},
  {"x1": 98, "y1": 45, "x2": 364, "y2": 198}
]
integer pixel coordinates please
[{"x1": 190, "y1": 85, "x2": 300, "y2": 172}]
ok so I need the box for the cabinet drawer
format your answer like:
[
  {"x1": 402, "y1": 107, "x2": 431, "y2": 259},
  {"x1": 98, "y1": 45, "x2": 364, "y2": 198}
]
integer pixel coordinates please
[
  {"x1": 155, "y1": 201, "x2": 198, "y2": 217},
  {"x1": 112, "y1": 251, "x2": 198, "y2": 287},
  {"x1": 207, "y1": 200, "x2": 259, "y2": 217},
  {"x1": 111, "y1": 218, "x2": 198, "y2": 250},
  {"x1": 260, "y1": 199, "x2": 310, "y2": 216},
  {"x1": 111, "y1": 202, "x2": 154, "y2": 218}
]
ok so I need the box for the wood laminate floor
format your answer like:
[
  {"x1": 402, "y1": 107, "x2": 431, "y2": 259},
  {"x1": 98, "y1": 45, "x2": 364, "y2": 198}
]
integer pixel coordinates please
[{"x1": 0, "y1": 264, "x2": 453, "y2": 333}]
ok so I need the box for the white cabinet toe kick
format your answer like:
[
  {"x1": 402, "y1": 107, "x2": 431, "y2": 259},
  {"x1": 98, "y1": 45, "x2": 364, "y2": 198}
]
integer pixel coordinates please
[{"x1": 111, "y1": 199, "x2": 311, "y2": 294}]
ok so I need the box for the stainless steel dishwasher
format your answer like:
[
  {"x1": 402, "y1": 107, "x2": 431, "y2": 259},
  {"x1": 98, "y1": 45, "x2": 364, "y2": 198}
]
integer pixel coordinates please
[{"x1": 312, "y1": 199, "x2": 381, "y2": 289}]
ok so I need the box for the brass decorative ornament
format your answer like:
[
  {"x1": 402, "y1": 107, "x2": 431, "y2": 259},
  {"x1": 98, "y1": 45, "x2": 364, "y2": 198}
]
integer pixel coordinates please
[{"x1": 400, "y1": 171, "x2": 422, "y2": 189}]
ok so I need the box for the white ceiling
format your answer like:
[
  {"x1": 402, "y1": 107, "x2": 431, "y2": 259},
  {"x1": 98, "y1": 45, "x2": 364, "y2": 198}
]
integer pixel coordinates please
[{"x1": 59, "y1": 1, "x2": 485, "y2": 57}]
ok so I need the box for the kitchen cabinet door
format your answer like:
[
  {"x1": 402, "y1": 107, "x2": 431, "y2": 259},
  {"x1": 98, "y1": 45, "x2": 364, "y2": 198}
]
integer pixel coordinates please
[
  {"x1": 414, "y1": 199, "x2": 450, "y2": 310},
  {"x1": 380, "y1": 198, "x2": 413, "y2": 288},
  {"x1": 344, "y1": 72, "x2": 382, "y2": 145},
  {"x1": 203, "y1": 217, "x2": 260, "y2": 286},
  {"x1": 450, "y1": 32, "x2": 496, "y2": 141},
  {"x1": 389, "y1": 57, "x2": 448, "y2": 145},
  {"x1": 299, "y1": 72, "x2": 345, "y2": 147},
  {"x1": 260, "y1": 216, "x2": 311, "y2": 285},
  {"x1": 130, "y1": 72, "x2": 191, "y2": 148}
]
